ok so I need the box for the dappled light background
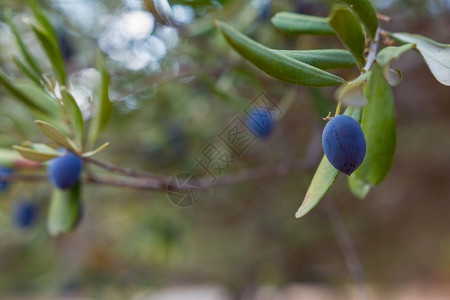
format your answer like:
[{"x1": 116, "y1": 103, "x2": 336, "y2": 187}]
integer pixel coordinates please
[{"x1": 0, "y1": 0, "x2": 450, "y2": 299}]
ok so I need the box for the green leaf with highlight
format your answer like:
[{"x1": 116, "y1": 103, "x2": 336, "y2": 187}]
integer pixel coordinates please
[
  {"x1": 340, "y1": 0, "x2": 378, "y2": 39},
  {"x1": 6, "y1": 10, "x2": 43, "y2": 78},
  {"x1": 34, "y1": 120, "x2": 80, "y2": 153},
  {"x1": 13, "y1": 145, "x2": 59, "y2": 162},
  {"x1": 28, "y1": 0, "x2": 58, "y2": 41},
  {"x1": 391, "y1": 33, "x2": 450, "y2": 86},
  {"x1": 60, "y1": 88, "x2": 84, "y2": 146},
  {"x1": 355, "y1": 63, "x2": 396, "y2": 185},
  {"x1": 12, "y1": 56, "x2": 42, "y2": 86},
  {"x1": 296, "y1": 106, "x2": 362, "y2": 218},
  {"x1": 271, "y1": 12, "x2": 335, "y2": 35},
  {"x1": 31, "y1": 23, "x2": 67, "y2": 85},
  {"x1": 275, "y1": 49, "x2": 356, "y2": 70},
  {"x1": 328, "y1": 5, "x2": 366, "y2": 69},
  {"x1": 216, "y1": 21, "x2": 345, "y2": 87},
  {"x1": 47, "y1": 181, "x2": 82, "y2": 236}
]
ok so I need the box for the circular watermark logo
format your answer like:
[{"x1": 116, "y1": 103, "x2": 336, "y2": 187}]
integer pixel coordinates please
[{"x1": 166, "y1": 173, "x2": 202, "y2": 208}]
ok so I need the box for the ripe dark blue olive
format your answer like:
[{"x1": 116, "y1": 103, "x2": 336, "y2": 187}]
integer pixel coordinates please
[
  {"x1": 14, "y1": 201, "x2": 37, "y2": 228},
  {"x1": 0, "y1": 166, "x2": 13, "y2": 191},
  {"x1": 47, "y1": 151, "x2": 83, "y2": 189},
  {"x1": 247, "y1": 106, "x2": 274, "y2": 138},
  {"x1": 322, "y1": 115, "x2": 366, "y2": 175}
]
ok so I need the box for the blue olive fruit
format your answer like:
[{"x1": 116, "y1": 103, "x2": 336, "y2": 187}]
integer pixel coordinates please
[
  {"x1": 0, "y1": 166, "x2": 13, "y2": 191},
  {"x1": 247, "y1": 106, "x2": 274, "y2": 138},
  {"x1": 14, "y1": 201, "x2": 37, "y2": 228},
  {"x1": 48, "y1": 151, "x2": 83, "y2": 189},
  {"x1": 322, "y1": 115, "x2": 366, "y2": 175}
]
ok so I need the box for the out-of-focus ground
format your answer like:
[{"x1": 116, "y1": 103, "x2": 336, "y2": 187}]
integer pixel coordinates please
[{"x1": 2, "y1": 284, "x2": 450, "y2": 300}]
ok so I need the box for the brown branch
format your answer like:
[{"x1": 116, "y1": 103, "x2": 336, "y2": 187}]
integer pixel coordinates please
[
  {"x1": 363, "y1": 27, "x2": 381, "y2": 72},
  {"x1": 377, "y1": 13, "x2": 392, "y2": 23}
]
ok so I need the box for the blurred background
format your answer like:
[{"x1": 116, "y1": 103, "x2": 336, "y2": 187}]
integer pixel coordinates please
[{"x1": 0, "y1": 0, "x2": 449, "y2": 299}]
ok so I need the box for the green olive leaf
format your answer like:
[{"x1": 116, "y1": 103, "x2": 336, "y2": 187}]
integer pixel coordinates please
[
  {"x1": 6, "y1": 9, "x2": 43, "y2": 78},
  {"x1": 275, "y1": 49, "x2": 356, "y2": 70},
  {"x1": 30, "y1": 22, "x2": 67, "y2": 85},
  {"x1": 82, "y1": 142, "x2": 110, "y2": 157},
  {"x1": 60, "y1": 88, "x2": 84, "y2": 146},
  {"x1": 12, "y1": 56, "x2": 42, "y2": 86},
  {"x1": 340, "y1": 0, "x2": 378, "y2": 39},
  {"x1": 0, "y1": 70, "x2": 44, "y2": 112},
  {"x1": 271, "y1": 12, "x2": 335, "y2": 35},
  {"x1": 376, "y1": 43, "x2": 415, "y2": 86},
  {"x1": 296, "y1": 106, "x2": 363, "y2": 218},
  {"x1": 328, "y1": 5, "x2": 366, "y2": 69},
  {"x1": 14, "y1": 81, "x2": 61, "y2": 114},
  {"x1": 391, "y1": 33, "x2": 450, "y2": 86},
  {"x1": 354, "y1": 63, "x2": 396, "y2": 185},
  {"x1": 216, "y1": 21, "x2": 345, "y2": 87},
  {"x1": 13, "y1": 145, "x2": 59, "y2": 162},
  {"x1": 47, "y1": 181, "x2": 82, "y2": 236},
  {"x1": 34, "y1": 120, "x2": 81, "y2": 153},
  {"x1": 28, "y1": 0, "x2": 58, "y2": 41}
]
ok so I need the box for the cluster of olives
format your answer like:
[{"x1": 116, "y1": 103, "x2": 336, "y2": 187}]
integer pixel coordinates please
[{"x1": 322, "y1": 115, "x2": 366, "y2": 175}]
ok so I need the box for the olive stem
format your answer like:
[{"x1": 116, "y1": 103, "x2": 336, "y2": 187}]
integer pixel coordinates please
[{"x1": 334, "y1": 100, "x2": 342, "y2": 116}]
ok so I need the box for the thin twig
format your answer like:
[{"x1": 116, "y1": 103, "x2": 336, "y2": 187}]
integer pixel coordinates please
[
  {"x1": 364, "y1": 28, "x2": 381, "y2": 72},
  {"x1": 83, "y1": 157, "x2": 171, "y2": 181},
  {"x1": 376, "y1": 13, "x2": 393, "y2": 23},
  {"x1": 323, "y1": 200, "x2": 367, "y2": 300}
]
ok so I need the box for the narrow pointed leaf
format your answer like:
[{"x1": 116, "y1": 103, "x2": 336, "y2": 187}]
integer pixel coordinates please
[
  {"x1": 216, "y1": 21, "x2": 345, "y2": 87},
  {"x1": 275, "y1": 49, "x2": 356, "y2": 70},
  {"x1": 328, "y1": 5, "x2": 366, "y2": 68},
  {"x1": 14, "y1": 81, "x2": 61, "y2": 114},
  {"x1": 31, "y1": 23, "x2": 66, "y2": 85},
  {"x1": 47, "y1": 181, "x2": 82, "y2": 236},
  {"x1": 355, "y1": 63, "x2": 396, "y2": 184},
  {"x1": 34, "y1": 120, "x2": 80, "y2": 153},
  {"x1": 28, "y1": 0, "x2": 58, "y2": 41},
  {"x1": 88, "y1": 51, "x2": 113, "y2": 147},
  {"x1": 340, "y1": 0, "x2": 378, "y2": 39},
  {"x1": 60, "y1": 88, "x2": 84, "y2": 146},
  {"x1": 82, "y1": 142, "x2": 110, "y2": 157},
  {"x1": 271, "y1": 12, "x2": 335, "y2": 35},
  {"x1": 391, "y1": 33, "x2": 450, "y2": 86},
  {"x1": 296, "y1": 106, "x2": 362, "y2": 218},
  {"x1": 6, "y1": 10, "x2": 43, "y2": 78},
  {"x1": 0, "y1": 70, "x2": 43, "y2": 112},
  {"x1": 12, "y1": 56, "x2": 42, "y2": 86},
  {"x1": 13, "y1": 145, "x2": 59, "y2": 162}
]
